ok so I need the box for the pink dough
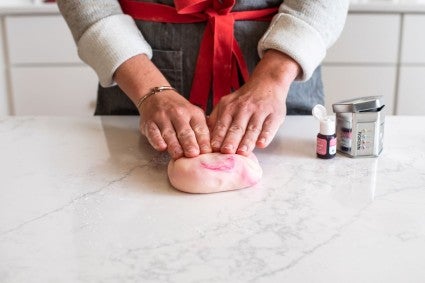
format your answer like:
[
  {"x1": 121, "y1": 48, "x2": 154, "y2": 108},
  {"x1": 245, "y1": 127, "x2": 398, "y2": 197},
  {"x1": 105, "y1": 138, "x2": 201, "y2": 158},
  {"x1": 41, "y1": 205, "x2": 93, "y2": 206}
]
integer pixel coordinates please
[{"x1": 167, "y1": 152, "x2": 262, "y2": 194}]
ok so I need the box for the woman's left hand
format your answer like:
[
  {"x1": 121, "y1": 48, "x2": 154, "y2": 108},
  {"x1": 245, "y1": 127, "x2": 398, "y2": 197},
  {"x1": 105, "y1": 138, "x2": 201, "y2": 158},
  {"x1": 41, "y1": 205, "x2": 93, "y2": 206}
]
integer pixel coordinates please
[{"x1": 208, "y1": 50, "x2": 300, "y2": 156}]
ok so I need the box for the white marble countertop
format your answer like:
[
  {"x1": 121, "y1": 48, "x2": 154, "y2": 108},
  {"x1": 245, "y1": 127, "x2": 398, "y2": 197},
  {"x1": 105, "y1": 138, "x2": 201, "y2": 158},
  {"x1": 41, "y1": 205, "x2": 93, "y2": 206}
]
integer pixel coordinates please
[{"x1": 0, "y1": 116, "x2": 424, "y2": 282}]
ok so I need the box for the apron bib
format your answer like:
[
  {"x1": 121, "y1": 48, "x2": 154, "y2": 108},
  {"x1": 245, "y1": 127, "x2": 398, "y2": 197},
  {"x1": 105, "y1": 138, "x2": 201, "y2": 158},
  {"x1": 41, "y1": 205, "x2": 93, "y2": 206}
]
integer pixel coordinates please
[{"x1": 95, "y1": 0, "x2": 324, "y2": 115}]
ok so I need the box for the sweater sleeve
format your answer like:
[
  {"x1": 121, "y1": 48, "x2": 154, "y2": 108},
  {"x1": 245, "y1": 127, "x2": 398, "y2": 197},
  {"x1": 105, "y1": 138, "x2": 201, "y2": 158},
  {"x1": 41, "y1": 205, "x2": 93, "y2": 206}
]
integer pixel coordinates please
[
  {"x1": 57, "y1": 0, "x2": 152, "y2": 87},
  {"x1": 258, "y1": 0, "x2": 349, "y2": 81}
]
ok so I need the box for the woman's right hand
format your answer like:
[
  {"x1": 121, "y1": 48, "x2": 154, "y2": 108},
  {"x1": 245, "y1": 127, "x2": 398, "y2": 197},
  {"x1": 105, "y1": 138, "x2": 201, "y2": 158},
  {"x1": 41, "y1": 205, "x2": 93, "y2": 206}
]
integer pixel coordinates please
[
  {"x1": 138, "y1": 89, "x2": 212, "y2": 159},
  {"x1": 114, "y1": 54, "x2": 211, "y2": 159}
]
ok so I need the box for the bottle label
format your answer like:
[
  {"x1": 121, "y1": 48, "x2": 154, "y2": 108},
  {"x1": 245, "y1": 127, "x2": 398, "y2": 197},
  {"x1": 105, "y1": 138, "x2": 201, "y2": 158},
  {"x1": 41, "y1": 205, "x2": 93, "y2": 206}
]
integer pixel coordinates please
[
  {"x1": 329, "y1": 137, "x2": 337, "y2": 155},
  {"x1": 317, "y1": 137, "x2": 327, "y2": 155}
]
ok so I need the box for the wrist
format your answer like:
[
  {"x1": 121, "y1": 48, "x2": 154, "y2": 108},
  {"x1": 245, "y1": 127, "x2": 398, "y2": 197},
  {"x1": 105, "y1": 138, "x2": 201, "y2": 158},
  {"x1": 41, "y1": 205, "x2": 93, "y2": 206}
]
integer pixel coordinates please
[
  {"x1": 136, "y1": 86, "x2": 177, "y2": 112},
  {"x1": 113, "y1": 54, "x2": 171, "y2": 107},
  {"x1": 255, "y1": 49, "x2": 301, "y2": 88}
]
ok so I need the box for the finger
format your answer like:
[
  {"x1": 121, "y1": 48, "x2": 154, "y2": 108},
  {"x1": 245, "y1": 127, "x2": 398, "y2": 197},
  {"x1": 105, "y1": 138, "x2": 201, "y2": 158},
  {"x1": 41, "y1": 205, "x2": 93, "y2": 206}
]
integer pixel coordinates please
[
  {"x1": 207, "y1": 106, "x2": 218, "y2": 131},
  {"x1": 172, "y1": 118, "x2": 200, "y2": 158},
  {"x1": 142, "y1": 120, "x2": 167, "y2": 151},
  {"x1": 256, "y1": 114, "x2": 282, "y2": 148},
  {"x1": 159, "y1": 123, "x2": 184, "y2": 159},
  {"x1": 210, "y1": 112, "x2": 232, "y2": 152},
  {"x1": 190, "y1": 116, "x2": 212, "y2": 154},
  {"x1": 237, "y1": 115, "x2": 264, "y2": 155},
  {"x1": 220, "y1": 113, "x2": 251, "y2": 154}
]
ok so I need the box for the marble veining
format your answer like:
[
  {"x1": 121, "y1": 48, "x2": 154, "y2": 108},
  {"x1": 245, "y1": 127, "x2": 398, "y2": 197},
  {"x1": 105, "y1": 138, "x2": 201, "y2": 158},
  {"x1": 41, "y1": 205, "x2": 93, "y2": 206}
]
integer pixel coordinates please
[{"x1": 0, "y1": 116, "x2": 424, "y2": 283}]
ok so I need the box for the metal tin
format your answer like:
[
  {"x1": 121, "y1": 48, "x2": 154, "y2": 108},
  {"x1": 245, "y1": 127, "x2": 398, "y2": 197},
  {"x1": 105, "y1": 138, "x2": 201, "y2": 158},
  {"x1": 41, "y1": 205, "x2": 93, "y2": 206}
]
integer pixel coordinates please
[{"x1": 332, "y1": 96, "x2": 385, "y2": 157}]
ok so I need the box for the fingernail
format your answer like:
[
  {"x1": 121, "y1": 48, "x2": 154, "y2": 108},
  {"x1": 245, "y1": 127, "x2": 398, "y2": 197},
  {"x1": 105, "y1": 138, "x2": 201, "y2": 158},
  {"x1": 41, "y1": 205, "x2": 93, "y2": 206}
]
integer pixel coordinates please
[
  {"x1": 154, "y1": 142, "x2": 166, "y2": 151},
  {"x1": 211, "y1": 141, "x2": 220, "y2": 149},
  {"x1": 187, "y1": 146, "x2": 199, "y2": 154},
  {"x1": 238, "y1": 145, "x2": 248, "y2": 152},
  {"x1": 201, "y1": 145, "x2": 212, "y2": 153},
  {"x1": 223, "y1": 144, "x2": 234, "y2": 152},
  {"x1": 258, "y1": 138, "x2": 266, "y2": 145}
]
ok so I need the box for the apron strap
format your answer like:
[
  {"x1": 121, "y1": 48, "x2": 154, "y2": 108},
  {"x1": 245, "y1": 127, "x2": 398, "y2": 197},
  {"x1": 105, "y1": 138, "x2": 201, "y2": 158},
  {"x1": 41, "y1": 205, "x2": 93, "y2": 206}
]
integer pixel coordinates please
[{"x1": 119, "y1": 0, "x2": 278, "y2": 111}]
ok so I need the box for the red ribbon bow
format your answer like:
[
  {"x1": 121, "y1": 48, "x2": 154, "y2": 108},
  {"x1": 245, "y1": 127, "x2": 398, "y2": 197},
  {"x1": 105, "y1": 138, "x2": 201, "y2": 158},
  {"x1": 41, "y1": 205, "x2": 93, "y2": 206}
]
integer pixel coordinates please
[{"x1": 119, "y1": 0, "x2": 278, "y2": 111}]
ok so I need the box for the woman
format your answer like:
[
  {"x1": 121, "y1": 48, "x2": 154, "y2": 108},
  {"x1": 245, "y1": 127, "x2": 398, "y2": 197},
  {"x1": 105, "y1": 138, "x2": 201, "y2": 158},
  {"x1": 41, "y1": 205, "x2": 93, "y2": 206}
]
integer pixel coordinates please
[{"x1": 57, "y1": 0, "x2": 348, "y2": 159}]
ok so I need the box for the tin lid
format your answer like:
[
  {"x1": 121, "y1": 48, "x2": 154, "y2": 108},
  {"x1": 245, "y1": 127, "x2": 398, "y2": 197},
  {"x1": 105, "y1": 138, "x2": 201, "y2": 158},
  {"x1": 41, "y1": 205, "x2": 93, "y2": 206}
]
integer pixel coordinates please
[{"x1": 332, "y1": 96, "x2": 385, "y2": 113}]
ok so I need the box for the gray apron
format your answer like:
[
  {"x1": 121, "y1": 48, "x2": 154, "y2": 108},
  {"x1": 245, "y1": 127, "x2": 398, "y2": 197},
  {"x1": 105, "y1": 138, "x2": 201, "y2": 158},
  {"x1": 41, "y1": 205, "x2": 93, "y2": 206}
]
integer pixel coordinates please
[{"x1": 95, "y1": 0, "x2": 324, "y2": 115}]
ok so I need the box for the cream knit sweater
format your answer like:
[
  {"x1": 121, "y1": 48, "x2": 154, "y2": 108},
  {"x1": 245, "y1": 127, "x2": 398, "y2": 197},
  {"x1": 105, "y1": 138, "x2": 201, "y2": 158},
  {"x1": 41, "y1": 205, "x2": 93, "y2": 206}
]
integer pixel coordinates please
[{"x1": 57, "y1": 0, "x2": 349, "y2": 87}]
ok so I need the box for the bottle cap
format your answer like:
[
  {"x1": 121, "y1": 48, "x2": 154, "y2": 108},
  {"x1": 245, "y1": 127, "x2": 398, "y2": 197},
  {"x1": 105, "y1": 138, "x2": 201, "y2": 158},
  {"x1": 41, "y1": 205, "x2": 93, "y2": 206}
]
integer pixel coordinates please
[{"x1": 312, "y1": 104, "x2": 335, "y2": 135}]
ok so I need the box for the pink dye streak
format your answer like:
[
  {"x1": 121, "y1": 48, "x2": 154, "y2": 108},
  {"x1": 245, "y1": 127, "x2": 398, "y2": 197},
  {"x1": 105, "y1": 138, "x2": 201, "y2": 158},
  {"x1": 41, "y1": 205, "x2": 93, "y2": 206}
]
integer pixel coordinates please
[{"x1": 200, "y1": 156, "x2": 235, "y2": 172}]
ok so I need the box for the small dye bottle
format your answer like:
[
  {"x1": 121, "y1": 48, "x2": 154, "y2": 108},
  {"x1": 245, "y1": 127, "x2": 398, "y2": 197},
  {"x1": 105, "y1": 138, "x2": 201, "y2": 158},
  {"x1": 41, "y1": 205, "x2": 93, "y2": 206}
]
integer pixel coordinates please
[{"x1": 312, "y1": 105, "x2": 337, "y2": 159}]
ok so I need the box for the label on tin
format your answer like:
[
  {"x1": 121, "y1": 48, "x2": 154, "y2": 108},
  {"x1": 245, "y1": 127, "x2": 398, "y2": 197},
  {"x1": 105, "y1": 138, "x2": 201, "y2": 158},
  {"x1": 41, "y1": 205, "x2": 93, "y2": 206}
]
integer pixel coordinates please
[
  {"x1": 356, "y1": 122, "x2": 375, "y2": 156},
  {"x1": 341, "y1": 128, "x2": 352, "y2": 152}
]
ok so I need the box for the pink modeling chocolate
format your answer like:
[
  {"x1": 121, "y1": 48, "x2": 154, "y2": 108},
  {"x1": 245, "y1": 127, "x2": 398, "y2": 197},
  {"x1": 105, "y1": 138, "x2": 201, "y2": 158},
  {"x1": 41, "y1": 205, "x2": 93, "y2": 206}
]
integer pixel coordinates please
[{"x1": 167, "y1": 152, "x2": 262, "y2": 194}]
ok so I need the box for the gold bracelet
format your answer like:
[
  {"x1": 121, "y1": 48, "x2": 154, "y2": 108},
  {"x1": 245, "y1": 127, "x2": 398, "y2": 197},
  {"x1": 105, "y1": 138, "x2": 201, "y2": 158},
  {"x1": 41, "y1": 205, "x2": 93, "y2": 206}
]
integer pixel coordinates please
[{"x1": 136, "y1": 86, "x2": 177, "y2": 110}]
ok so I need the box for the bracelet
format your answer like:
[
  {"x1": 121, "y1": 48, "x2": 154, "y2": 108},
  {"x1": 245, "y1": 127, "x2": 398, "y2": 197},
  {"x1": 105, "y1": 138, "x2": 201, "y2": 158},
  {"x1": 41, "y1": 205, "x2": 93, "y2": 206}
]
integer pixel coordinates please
[{"x1": 136, "y1": 86, "x2": 177, "y2": 110}]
